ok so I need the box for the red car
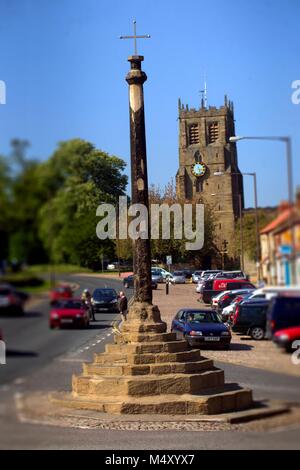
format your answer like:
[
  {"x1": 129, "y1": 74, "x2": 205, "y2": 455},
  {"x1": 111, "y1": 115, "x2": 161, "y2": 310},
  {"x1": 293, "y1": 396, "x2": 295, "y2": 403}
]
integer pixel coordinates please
[
  {"x1": 49, "y1": 285, "x2": 73, "y2": 305},
  {"x1": 49, "y1": 298, "x2": 90, "y2": 329},
  {"x1": 273, "y1": 326, "x2": 300, "y2": 352}
]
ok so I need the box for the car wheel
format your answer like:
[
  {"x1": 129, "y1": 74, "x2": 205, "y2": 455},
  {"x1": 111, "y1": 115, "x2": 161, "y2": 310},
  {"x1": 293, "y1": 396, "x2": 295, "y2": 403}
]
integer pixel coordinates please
[
  {"x1": 223, "y1": 344, "x2": 230, "y2": 350},
  {"x1": 250, "y1": 326, "x2": 265, "y2": 341}
]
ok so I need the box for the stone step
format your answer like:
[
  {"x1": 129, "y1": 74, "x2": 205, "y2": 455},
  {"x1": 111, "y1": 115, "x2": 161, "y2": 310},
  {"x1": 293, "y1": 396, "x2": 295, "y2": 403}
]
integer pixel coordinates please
[
  {"x1": 93, "y1": 349, "x2": 202, "y2": 365},
  {"x1": 50, "y1": 385, "x2": 253, "y2": 415},
  {"x1": 72, "y1": 369, "x2": 225, "y2": 398},
  {"x1": 117, "y1": 332, "x2": 177, "y2": 343},
  {"x1": 105, "y1": 340, "x2": 188, "y2": 355},
  {"x1": 83, "y1": 359, "x2": 214, "y2": 377}
]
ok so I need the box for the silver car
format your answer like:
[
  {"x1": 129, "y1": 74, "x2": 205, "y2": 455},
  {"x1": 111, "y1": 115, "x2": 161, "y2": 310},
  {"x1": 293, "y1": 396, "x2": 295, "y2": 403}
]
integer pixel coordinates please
[
  {"x1": 171, "y1": 271, "x2": 186, "y2": 284},
  {"x1": 192, "y1": 271, "x2": 203, "y2": 283},
  {"x1": 151, "y1": 272, "x2": 164, "y2": 284}
]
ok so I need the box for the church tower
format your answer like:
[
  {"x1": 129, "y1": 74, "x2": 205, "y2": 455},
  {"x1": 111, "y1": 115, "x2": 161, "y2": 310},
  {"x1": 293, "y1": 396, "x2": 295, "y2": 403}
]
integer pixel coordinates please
[{"x1": 176, "y1": 96, "x2": 244, "y2": 257}]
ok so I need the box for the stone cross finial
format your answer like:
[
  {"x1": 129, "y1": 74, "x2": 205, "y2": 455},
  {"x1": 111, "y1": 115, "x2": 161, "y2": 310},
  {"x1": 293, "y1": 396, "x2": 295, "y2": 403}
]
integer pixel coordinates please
[{"x1": 120, "y1": 20, "x2": 150, "y2": 56}]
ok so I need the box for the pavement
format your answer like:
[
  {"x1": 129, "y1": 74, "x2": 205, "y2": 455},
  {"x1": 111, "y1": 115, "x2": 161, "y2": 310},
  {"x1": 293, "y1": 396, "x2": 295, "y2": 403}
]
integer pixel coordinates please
[{"x1": 0, "y1": 274, "x2": 299, "y2": 449}]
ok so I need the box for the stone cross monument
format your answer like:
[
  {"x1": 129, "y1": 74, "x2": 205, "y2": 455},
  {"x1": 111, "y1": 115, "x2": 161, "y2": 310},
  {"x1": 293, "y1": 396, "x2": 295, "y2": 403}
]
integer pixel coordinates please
[
  {"x1": 120, "y1": 24, "x2": 166, "y2": 335},
  {"x1": 125, "y1": 54, "x2": 152, "y2": 304},
  {"x1": 50, "y1": 27, "x2": 253, "y2": 416}
]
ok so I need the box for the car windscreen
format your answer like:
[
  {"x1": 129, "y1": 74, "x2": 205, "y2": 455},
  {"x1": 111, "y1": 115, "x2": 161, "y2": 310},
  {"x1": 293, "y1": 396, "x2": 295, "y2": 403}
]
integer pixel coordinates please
[
  {"x1": 56, "y1": 301, "x2": 82, "y2": 309},
  {"x1": 273, "y1": 298, "x2": 300, "y2": 319},
  {"x1": 186, "y1": 311, "x2": 221, "y2": 323},
  {"x1": 55, "y1": 287, "x2": 71, "y2": 293},
  {"x1": 242, "y1": 305, "x2": 268, "y2": 317},
  {"x1": 93, "y1": 289, "x2": 117, "y2": 300}
]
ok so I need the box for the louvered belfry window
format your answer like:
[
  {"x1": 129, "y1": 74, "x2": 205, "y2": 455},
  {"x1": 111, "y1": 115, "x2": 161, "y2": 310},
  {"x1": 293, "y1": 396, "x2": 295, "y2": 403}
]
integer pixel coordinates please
[
  {"x1": 208, "y1": 122, "x2": 219, "y2": 143},
  {"x1": 189, "y1": 124, "x2": 199, "y2": 145}
]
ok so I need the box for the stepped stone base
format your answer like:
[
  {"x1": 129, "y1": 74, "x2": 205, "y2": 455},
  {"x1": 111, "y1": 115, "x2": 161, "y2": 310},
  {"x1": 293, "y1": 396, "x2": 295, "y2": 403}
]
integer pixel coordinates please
[
  {"x1": 51, "y1": 386, "x2": 252, "y2": 415},
  {"x1": 49, "y1": 302, "x2": 253, "y2": 416}
]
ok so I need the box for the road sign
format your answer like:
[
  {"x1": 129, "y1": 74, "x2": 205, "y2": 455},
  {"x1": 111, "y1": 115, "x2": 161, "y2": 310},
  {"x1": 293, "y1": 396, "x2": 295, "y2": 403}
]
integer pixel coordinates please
[
  {"x1": 166, "y1": 256, "x2": 172, "y2": 266},
  {"x1": 280, "y1": 245, "x2": 292, "y2": 255}
]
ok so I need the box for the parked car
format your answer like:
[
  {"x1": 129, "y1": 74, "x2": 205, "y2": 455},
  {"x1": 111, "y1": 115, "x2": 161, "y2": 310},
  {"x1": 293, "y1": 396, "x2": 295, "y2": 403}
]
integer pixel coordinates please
[
  {"x1": 49, "y1": 298, "x2": 90, "y2": 329},
  {"x1": 232, "y1": 299, "x2": 269, "y2": 340},
  {"x1": 170, "y1": 271, "x2": 186, "y2": 284},
  {"x1": 211, "y1": 290, "x2": 230, "y2": 309},
  {"x1": 199, "y1": 278, "x2": 256, "y2": 304},
  {"x1": 107, "y1": 261, "x2": 121, "y2": 271},
  {"x1": 221, "y1": 294, "x2": 252, "y2": 323},
  {"x1": 200, "y1": 270, "x2": 223, "y2": 280},
  {"x1": 49, "y1": 284, "x2": 73, "y2": 305},
  {"x1": 151, "y1": 267, "x2": 172, "y2": 282},
  {"x1": 273, "y1": 326, "x2": 300, "y2": 352},
  {"x1": 213, "y1": 271, "x2": 247, "y2": 280},
  {"x1": 267, "y1": 296, "x2": 300, "y2": 337},
  {"x1": 107, "y1": 261, "x2": 133, "y2": 271},
  {"x1": 195, "y1": 281, "x2": 204, "y2": 293},
  {"x1": 151, "y1": 271, "x2": 164, "y2": 284},
  {"x1": 215, "y1": 288, "x2": 255, "y2": 312},
  {"x1": 123, "y1": 274, "x2": 158, "y2": 290},
  {"x1": 0, "y1": 284, "x2": 28, "y2": 315},
  {"x1": 182, "y1": 269, "x2": 194, "y2": 280},
  {"x1": 91, "y1": 288, "x2": 119, "y2": 313},
  {"x1": 171, "y1": 308, "x2": 231, "y2": 349},
  {"x1": 192, "y1": 271, "x2": 203, "y2": 283}
]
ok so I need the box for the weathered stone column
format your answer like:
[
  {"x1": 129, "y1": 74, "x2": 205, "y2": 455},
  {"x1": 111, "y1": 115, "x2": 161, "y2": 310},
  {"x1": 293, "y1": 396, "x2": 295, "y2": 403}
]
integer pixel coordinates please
[
  {"x1": 126, "y1": 55, "x2": 152, "y2": 304},
  {"x1": 123, "y1": 55, "x2": 166, "y2": 334}
]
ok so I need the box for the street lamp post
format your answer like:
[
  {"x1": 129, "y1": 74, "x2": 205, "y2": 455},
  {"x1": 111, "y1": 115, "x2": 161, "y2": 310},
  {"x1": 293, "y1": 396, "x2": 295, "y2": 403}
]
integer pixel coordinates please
[
  {"x1": 214, "y1": 171, "x2": 260, "y2": 281},
  {"x1": 229, "y1": 135, "x2": 296, "y2": 284},
  {"x1": 211, "y1": 192, "x2": 244, "y2": 272}
]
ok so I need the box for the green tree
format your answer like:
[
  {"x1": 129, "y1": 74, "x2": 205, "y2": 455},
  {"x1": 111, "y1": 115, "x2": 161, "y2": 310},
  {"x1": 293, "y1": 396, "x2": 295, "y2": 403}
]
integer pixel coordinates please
[
  {"x1": 38, "y1": 139, "x2": 127, "y2": 268},
  {"x1": 235, "y1": 208, "x2": 277, "y2": 261},
  {"x1": 148, "y1": 180, "x2": 216, "y2": 265}
]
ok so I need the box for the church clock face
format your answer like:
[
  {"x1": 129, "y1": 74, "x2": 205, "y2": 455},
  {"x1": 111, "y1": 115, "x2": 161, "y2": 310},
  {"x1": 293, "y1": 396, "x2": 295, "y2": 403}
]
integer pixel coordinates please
[{"x1": 191, "y1": 162, "x2": 207, "y2": 177}]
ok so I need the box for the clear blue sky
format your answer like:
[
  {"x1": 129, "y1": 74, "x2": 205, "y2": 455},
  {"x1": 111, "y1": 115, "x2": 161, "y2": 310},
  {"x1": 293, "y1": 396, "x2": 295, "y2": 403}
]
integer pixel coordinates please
[{"x1": 0, "y1": 0, "x2": 299, "y2": 207}]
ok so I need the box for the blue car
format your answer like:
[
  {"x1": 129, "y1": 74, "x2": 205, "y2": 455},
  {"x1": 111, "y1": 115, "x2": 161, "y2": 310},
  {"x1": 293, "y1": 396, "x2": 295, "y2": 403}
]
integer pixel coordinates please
[{"x1": 171, "y1": 308, "x2": 231, "y2": 349}]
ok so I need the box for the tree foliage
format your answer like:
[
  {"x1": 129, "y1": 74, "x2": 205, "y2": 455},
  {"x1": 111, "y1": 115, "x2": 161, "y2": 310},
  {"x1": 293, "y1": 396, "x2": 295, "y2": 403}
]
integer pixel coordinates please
[
  {"x1": 0, "y1": 139, "x2": 128, "y2": 269},
  {"x1": 148, "y1": 179, "x2": 216, "y2": 265}
]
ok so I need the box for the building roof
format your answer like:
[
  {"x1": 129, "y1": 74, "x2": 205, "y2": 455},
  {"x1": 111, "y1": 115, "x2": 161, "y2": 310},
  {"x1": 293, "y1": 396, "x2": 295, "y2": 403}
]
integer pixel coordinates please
[{"x1": 260, "y1": 207, "x2": 293, "y2": 235}]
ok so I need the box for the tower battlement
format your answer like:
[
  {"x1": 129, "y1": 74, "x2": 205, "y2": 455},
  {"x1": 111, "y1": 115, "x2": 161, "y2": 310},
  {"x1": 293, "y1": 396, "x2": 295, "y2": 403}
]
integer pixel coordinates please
[{"x1": 178, "y1": 96, "x2": 234, "y2": 117}]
